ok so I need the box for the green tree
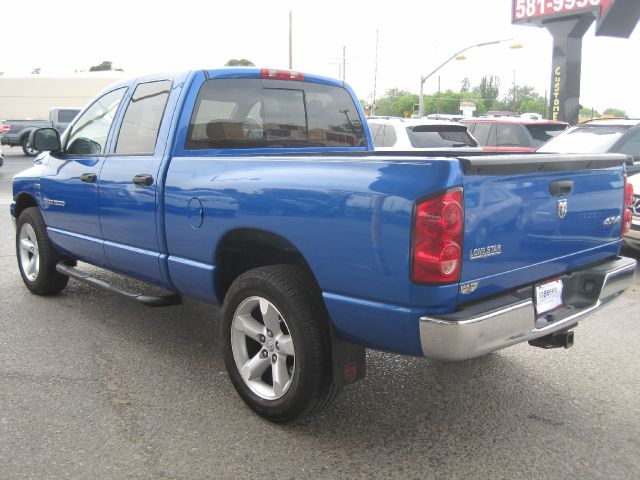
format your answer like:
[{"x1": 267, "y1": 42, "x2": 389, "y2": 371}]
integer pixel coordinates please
[
  {"x1": 495, "y1": 85, "x2": 547, "y2": 116},
  {"x1": 603, "y1": 108, "x2": 626, "y2": 117},
  {"x1": 375, "y1": 89, "x2": 419, "y2": 117},
  {"x1": 225, "y1": 59, "x2": 255, "y2": 66},
  {"x1": 89, "y1": 61, "x2": 114, "y2": 72},
  {"x1": 580, "y1": 106, "x2": 600, "y2": 119},
  {"x1": 428, "y1": 90, "x2": 466, "y2": 115},
  {"x1": 472, "y1": 75, "x2": 500, "y2": 111}
]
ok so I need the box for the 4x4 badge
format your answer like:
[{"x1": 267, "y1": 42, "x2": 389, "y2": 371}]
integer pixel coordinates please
[{"x1": 557, "y1": 199, "x2": 568, "y2": 219}]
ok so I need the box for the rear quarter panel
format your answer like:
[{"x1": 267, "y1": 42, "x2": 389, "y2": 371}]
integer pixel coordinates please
[{"x1": 164, "y1": 154, "x2": 464, "y2": 355}]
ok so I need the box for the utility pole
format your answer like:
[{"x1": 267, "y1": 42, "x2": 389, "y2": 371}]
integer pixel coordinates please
[
  {"x1": 436, "y1": 76, "x2": 441, "y2": 114},
  {"x1": 372, "y1": 29, "x2": 379, "y2": 116},
  {"x1": 544, "y1": 89, "x2": 548, "y2": 118},
  {"x1": 512, "y1": 70, "x2": 517, "y2": 114},
  {"x1": 342, "y1": 46, "x2": 346, "y2": 81},
  {"x1": 289, "y1": 11, "x2": 293, "y2": 69}
]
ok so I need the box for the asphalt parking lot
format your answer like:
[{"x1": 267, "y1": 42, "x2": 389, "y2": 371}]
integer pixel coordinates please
[{"x1": 1, "y1": 145, "x2": 639, "y2": 479}]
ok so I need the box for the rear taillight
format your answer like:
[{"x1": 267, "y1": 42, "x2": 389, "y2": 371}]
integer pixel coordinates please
[
  {"x1": 623, "y1": 175, "x2": 633, "y2": 235},
  {"x1": 1, "y1": 124, "x2": 9, "y2": 135},
  {"x1": 261, "y1": 68, "x2": 304, "y2": 81},
  {"x1": 412, "y1": 189, "x2": 464, "y2": 284}
]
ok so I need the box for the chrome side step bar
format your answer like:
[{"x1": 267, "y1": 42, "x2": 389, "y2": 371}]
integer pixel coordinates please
[{"x1": 56, "y1": 262, "x2": 181, "y2": 307}]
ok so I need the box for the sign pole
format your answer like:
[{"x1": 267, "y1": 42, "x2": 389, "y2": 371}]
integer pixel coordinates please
[{"x1": 544, "y1": 15, "x2": 593, "y2": 125}]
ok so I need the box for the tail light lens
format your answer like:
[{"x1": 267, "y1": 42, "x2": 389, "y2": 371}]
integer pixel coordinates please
[
  {"x1": 412, "y1": 189, "x2": 464, "y2": 284},
  {"x1": 623, "y1": 175, "x2": 633, "y2": 235},
  {"x1": 1, "y1": 124, "x2": 9, "y2": 135}
]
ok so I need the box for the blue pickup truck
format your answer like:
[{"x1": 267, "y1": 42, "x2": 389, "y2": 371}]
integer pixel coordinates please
[{"x1": 12, "y1": 68, "x2": 637, "y2": 422}]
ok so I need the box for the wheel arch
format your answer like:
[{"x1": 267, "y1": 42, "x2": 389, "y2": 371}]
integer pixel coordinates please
[
  {"x1": 19, "y1": 129, "x2": 34, "y2": 144},
  {"x1": 216, "y1": 228, "x2": 321, "y2": 303},
  {"x1": 14, "y1": 192, "x2": 39, "y2": 220}
]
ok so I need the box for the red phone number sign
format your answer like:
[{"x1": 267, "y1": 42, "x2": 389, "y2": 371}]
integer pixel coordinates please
[{"x1": 513, "y1": 0, "x2": 600, "y2": 23}]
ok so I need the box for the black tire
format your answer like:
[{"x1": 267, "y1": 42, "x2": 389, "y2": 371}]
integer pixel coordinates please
[
  {"x1": 16, "y1": 207, "x2": 69, "y2": 295},
  {"x1": 222, "y1": 265, "x2": 336, "y2": 423},
  {"x1": 22, "y1": 136, "x2": 40, "y2": 157}
]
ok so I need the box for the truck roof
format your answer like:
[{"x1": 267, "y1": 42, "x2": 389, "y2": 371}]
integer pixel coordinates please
[{"x1": 103, "y1": 68, "x2": 346, "y2": 91}]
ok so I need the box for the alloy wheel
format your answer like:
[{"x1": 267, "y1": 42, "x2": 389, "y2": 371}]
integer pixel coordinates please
[
  {"x1": 19, "y1": 223, "x2": 40, "y2": 281},
  {"x1": 230, "y1": 296, "x2": 296, "y2": 400}
]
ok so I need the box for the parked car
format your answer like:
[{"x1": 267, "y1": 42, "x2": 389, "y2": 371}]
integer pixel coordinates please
[
  {"x1": 13, "y1": 67, "x2": 635, "y2": 422},
  {"x1": 368, "y1": 117, "x2": 481, "y2": 151},
  {"x1": 1, "y1": 107, "x2": 81, "y2": 156},
  {"x1": 460, "y1": 117, "x2": 568, "y2": 152},
  {"x1": 538, "y1": 118, "x2": 640, "y2": 252},
  {"x1": 537, "y1": 118, "x2": 640, "y2": 160}
]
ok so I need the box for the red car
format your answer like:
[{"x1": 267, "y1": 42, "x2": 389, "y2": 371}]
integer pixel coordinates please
[{"x1": 460, "y1": 117, "x2": 568, "y2": 152}]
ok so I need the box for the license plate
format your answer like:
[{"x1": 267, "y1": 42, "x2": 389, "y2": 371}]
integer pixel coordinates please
[{"x1": 535, "y1": 279, "x2": 563, "y2": 314}]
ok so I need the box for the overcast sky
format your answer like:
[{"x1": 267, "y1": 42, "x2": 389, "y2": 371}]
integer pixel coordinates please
[{"x1": 3, "y1": 0, "x2": 639, "y2": 115}]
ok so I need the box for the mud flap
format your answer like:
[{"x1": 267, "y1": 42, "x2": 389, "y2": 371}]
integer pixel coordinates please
[{"x1": 331, "y1": 329, "x2": 366, "y2": 388}]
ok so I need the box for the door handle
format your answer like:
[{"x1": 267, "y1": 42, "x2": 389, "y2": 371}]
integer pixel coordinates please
[
  {"x1": 549, "y1": 180, "x2": 573, "y2": 196},
  {"x1": 133, "y1": 174, "x2": 154, "y2": 187},
  {"x1": 80, "y1": 173, "x2": 97, "y2": 183}
]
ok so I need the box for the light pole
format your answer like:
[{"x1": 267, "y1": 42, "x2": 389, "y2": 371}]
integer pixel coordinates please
[
  {"x1": 512, "y1": 70, "x2": 517, "y2": 114},
  {"x1": 418, "y1": 39, "x2": 515, "y2": 118}
]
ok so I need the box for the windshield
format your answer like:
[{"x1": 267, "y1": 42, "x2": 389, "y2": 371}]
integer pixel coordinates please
[
  {"x1": 525, "y1": 124, "x2": 567, "y2": 147},
  {"x1": 405, "y1": 125, "x2": 478, "y2": 148},
  {"x1": 538, "y1": 125, "x2": 630, "y2": 153}
]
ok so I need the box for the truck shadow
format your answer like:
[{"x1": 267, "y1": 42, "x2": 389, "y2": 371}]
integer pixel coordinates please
[{"x1": 28, "y1": 265, "x2": 631, "y2": 477}]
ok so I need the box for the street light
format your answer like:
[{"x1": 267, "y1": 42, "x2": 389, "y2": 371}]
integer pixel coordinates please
[{"x1": 417, "y1": 39, "x2": 518, "y2": 117}]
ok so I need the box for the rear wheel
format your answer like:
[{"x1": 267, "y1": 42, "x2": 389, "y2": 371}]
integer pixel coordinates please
[
  {"x1": 222, "y1": 265, "x2": 335, "y2": 423},
  {"x1": 22, "y1": 136, "x2": 40, "y2": 157},
  {"x1": 16, "y1": 207, "x2": 69, "y2": 294}
]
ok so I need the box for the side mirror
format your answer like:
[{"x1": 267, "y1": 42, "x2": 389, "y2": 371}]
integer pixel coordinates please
[
  {"x1": 30, "y1": 128, "x2": 62, "y2": 153},
  {"x1": 67, "y1": 137, "x2": 101, "y2": 155}
]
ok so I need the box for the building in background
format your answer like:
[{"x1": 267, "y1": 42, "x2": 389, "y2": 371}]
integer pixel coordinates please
[{"x1": 0, "y1": 73, "x2": 124, "y2": 119}]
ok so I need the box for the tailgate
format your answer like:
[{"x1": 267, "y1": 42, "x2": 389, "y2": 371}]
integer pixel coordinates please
[{"x1": 458, "y1": 154, "x2": 627, "y2": 299}]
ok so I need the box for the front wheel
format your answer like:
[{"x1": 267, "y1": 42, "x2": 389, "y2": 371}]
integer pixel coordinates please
[
  {"x1": 222, "y1": 265, "x2": 335, "y2": 423},
  {"x1": 16, "y1": 207, "x2": 69, "y2": 294},
  {"x1": 22, "y1": 137, "x2": 40, "y2": 157}
]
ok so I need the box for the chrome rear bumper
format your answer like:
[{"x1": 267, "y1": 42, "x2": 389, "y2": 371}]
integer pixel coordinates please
[{"x1": 419, "y1": 256, "x2": 636, "y2": 361}]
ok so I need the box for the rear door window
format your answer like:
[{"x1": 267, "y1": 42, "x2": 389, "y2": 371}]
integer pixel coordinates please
[
  {"x1": 471, "y1": 122, "x2": 492, "y2": 145},
  {"x1": 115, "y1": 80, "x2": 172, "y2": 155},
  {"x1": 525, "y1": 124, "x2": 568, "y2": 147},
  {"x1": 496, "y1": 124, "x2": 529, "y2": 147},
  {"x1": 186, "y1": 78, "x2": 366, "y2": 149},
  {"x1": 463, "y1": 122, "x2": 476, "y2": 135}
]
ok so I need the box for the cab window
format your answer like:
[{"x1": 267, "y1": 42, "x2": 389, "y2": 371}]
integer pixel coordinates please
[{"x1": 186, "y1": 79, "x2": 366, "y2": 149}]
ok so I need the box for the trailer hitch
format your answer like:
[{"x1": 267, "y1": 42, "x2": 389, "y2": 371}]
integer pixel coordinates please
[{"x1": 528, "y1": 329, "x2": 575, "y2": 349}]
